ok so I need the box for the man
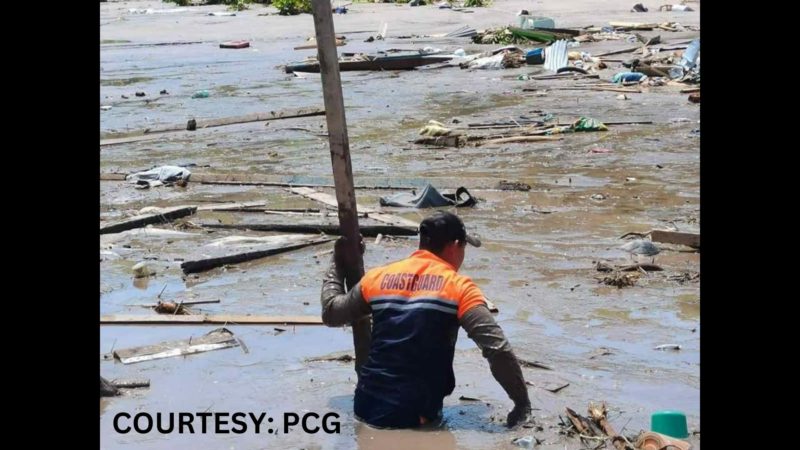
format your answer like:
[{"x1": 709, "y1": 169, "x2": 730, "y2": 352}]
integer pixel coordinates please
[{"x1": 320, "y1": 211, "x2": 531, "y2": 429}]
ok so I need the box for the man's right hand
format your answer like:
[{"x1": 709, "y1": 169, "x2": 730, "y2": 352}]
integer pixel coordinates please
[{"x1": 506, "y1": 402, "x2": 532, "y2": 428}]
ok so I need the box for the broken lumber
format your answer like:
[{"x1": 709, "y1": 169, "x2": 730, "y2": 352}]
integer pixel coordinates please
[
  {"x1": 414, "y1": 136, "x2": 463, "y2": 147},
  {"x1": 112, "y1": 328, "x2": 239, "y2": 364},
  {"x1": 111, "y1": 379, "x2": 151, "y2": 389},
  {"x1": 650, "y1": 230, "x2": 699, "y2": 249},
  {"x1": 101, "y1": 107, "x2": 326, "y2": 141},
  {"x1": 101, "y1": 314, "x2": 324, "y2": 325},
  {"x1": 288, "y1": 187, "x2": 420, "y2": 228},
  {"x1": 199, "y1": 222, "x2": 417, "y2": 236},
  {"x1": 478, "y1": 136, "x2": 563, "y2": 146},
  {"x1": 100, "y1": 206, "x2": 197, "y2": 235},
  {"x1": 180, "y1": 236, "x2": 333, "y2": 273}
]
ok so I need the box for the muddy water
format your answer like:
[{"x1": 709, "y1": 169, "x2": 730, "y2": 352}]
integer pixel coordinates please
[{"x1": 101, "y1": 4, "x2": 699, "y2": 449}]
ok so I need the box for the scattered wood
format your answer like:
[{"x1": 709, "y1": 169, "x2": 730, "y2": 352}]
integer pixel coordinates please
[
  {"x1": 529, "y1": 73, "x2": 600, "y2": 81},
  {"x1": 596, "y1": 271, "x2": 640, "y2": 288},
  {"x1": 288, "y1": 187, "x2": 420, "y2": 228},
  {"x1": 180, "y1": 235, "x2": 333, "y2": 274},
  {"x1": 588, "y1": 402, "x2": 634, "y2": 450},
  {"x1": 496, "y1": 180, "x2": 531, "y2": 191},
  {"x1": 153, "y1": 301, "x2": 191, "y2": 315},
  {"x1": 111, "y1": 378, "x2": 151, "y2": 389},
  {"x1": 101, "y1": 107, "x2": 326, "y2": 141},
  {"x1": 518, "y1": 358, "x2": 553, "y2": 370},
  {"x1": 650, "y1": 230, "x2": 699, "y2": 249},
  {"x1": 478, "y1": 136, "x2": 563, "y2": 146},
  {"x1": 595, "y1": 46, "x2": 642, "y2": 57},
  {"x1": 306, "y1": 354, "x2": 354, "y2": 363},
  {"x1": 414, "y1": 135, "x2": 464, "y2": 147},
  {"x1": 133, "y1": 299, "x2": 221, "y2": 308},
  {"x1": 101, "y1": 314, "x2": 324, "y2": 325},
  {"x1": 199, "y1": 222, "x2": 417, "y2": 237},
  {"x1": 112, "y1": 328, "x2": 240, "y2": 364},
  {"x1": 197, "y1": 200, "x2": 269, "y2": 212},
  {"x1": 608, "y1": 22, "x2": 658, "y2": 30},
  {"x1": 100, "y1": 206, "x2": 197, "y2": 235},
  {"x1": 654, "y1": 344, "x2": 681, "y2": 351},
  {"x1": 527, "y1": 380, "x2": 570, "y2": 393}
]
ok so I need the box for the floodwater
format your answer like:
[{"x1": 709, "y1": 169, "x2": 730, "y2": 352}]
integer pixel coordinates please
[{"x1": 101, "y1": 2, "x2": 699, "y2": 449}]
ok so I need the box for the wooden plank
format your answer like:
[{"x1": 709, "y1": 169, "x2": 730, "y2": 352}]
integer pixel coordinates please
[
  {"x1": 200, "y1": 222, "x2": 417, "y2": 236},
  {"x1": 113, "y1": 328, "x2": 239, "y2": 364},
  {"x1": 289, "y1": 187, "x2": 420, "y2": 227},
  {"x1": 197, "y1": 200, "x2": 269, "y2": 211},
  {"x1": 595, "y1": 46, "x2": 642, "y2": 57},
  {"x1": 100, "y1": 206, "x2": 197, "y2": 235},
  {"x1": 100, "y1": 107, "x2": 326, "y2": 142},
  {"x1": 478, "y1": 136, "x2": 563, "y2": 146},
  {"x1": 650, "y1": 230, "x2": 699, "y2": 249},
  {"x1": 100, "y1": 172, "x2": 419, "y2": 190},
  {"x1": 311, "y1": 0, "x2": 371, "y2": 374},
  {"x1": 101, "y1": 314, "x2": 324, "y2": 325},
  {"x1": 100, "y1": 134, "x2": 165, "y2": 147},
  {"x1": 180, "y1": 236, "x2": 333, "y2": 273}
]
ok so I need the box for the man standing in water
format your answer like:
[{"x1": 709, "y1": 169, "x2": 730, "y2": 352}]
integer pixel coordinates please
[{"x1": 320, "y1": 211, "x2": 531, "y2": 428}]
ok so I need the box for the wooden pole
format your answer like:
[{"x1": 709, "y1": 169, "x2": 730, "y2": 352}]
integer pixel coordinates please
[{"x1": 311, "y1": 0, "x2": 371, "y2": 376}]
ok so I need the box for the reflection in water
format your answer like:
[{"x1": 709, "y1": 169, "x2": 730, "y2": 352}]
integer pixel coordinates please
[{"x1": 355, "y1": 421, "x2": 456, "y2": 450}]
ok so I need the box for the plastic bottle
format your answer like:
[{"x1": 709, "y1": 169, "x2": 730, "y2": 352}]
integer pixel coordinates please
[{"x1": 192, "y1": 90, "x2": 210, "y2": 99}]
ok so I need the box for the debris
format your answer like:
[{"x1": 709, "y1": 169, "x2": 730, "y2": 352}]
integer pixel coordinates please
[
  {"x1": 112, "y1": 328, "x2": 240, "y2": 364},
  {"x1": 380, "y1": 184, "x2": 477, "y2": 208},
  {"x1": 496, "y1": 180, "x2": 531, "y2": 191},
  {"x1": 659, "y1": 4, "x2": 694, "y2": 11},
  {"x1": 100, "y1": 314, "x2": 323, "y2": 325},
  {"x1": 480, "y1": 135, "x2": 563, "y2": 145},
  {"x1": 110, "y1": 378, "x2": 151, "y2": 389},
  {"x1": 512, "y1": 436, "x2": 536, "y2": 448},
  {"x1": 636, "y1": 431, "x2": 691, "y2": 450},
  {"x1": 307, "y1": 354, "x2": 354, "y2": 363},
  {"x1": 180, "y1": 235, "x2": 334, "y2": 274},
  {"x1": 100, "y1": 105, "x2": 112, "y2": 111},
  {"x1": 688, "y1": 93, "x2": 700, "y2": 103},
  {"x1": 192, "y1": 90, "x2": 210, "y2": 98},
  {"x1": 616, "y1": 94, "x2": 628, "y2": 100},
  {"x1": 573, "y1": 117, "x2": 608, "y2": 132},
  {"x1": 544, "y1": 40, "x2": 569, "y2": 72},
  {"x1": 100, "y1": 205, "x2": 197, "y2": 235},
  {"x1": 591, "y1": 193, "x2": 607, "y2": 200},
  {"x1": 650, "y1": 230, "x2": 699, "y2": 249},
  {"x1": 527, "y1": 380, "x2": 570, "y2": 393},
  {"x1": 612, "y1": 72, "x2": 646, "y2": 83},
  {"x1": 220, "y1": 40, "x2": 250, "y2": 49},
  {"x1": 201, "y1": 222, "x2": 416, "y2": 237},
  {"x1": 459, "y1": 396, "x2": 482, "y2": 401},
  {"x1": 135, "y1": 92, "x2": 146, "y2": 97},
  {"x1": 153, "y1": 300, "x2": 191, "y2": 315},
  {"x1": 596, "y1": 271, "x2": 640, "y2": 288},
  {"x1": 654, "y1": 344, "x2": 681, "y2": 351},
  {"x1": 419, "y1": 120, "x2": 453, "y2": 137},
  {"x1": 631, "y1": 3, "x2": 648, "y2": 12},
  {"x1": 518, "y1": 358, "x2": 553, "y2": 370},
  {"x1": 132, "y1": 262, "x2": 156, "y2": 279}
]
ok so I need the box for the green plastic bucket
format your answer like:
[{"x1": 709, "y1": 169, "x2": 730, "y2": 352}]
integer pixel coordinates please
[{"x1": 651, "y1": 410, "x2": 689, "y2": 439}]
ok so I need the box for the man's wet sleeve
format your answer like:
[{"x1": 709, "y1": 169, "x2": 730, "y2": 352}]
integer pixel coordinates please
[
  {"x1": 320, "y1": 257, "x2": 371, "y2": 327},
  {"x1": 460, "y1": 305, "x2": 531, "y2": 408}
]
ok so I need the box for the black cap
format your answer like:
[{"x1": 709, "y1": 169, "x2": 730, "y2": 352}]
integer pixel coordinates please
[{"x1": 419, "y1": 211, "x2": 482, "y2": 248}]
